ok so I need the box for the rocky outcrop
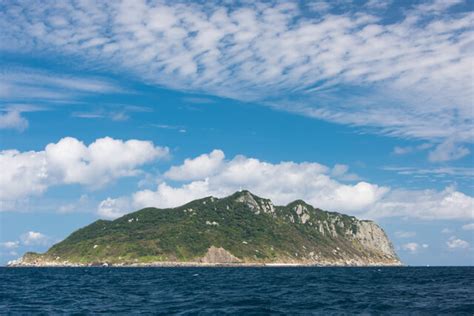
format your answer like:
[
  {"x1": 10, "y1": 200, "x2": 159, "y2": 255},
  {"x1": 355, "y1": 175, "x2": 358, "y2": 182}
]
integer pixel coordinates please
[
  {"x1": 354, "y1": 220, "x2": 398, "y2": 258},
  {"x1": 235, "y1": 190, "x2": 275, "y2": 215},
  {"x1": 200, "y1": 246, "x2": 241, "y2": 263}
]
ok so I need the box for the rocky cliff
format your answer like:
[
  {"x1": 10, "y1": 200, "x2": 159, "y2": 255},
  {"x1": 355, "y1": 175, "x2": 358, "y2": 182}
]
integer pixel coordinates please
[{"x1": 9, "y1": 190, "x2": 401, "y2": 267}]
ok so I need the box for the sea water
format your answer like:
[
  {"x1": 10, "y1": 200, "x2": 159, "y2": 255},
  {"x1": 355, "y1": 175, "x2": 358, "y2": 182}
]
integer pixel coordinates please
[{"x1": 1, "y1": 267, "x2": 473, "y2": 314}]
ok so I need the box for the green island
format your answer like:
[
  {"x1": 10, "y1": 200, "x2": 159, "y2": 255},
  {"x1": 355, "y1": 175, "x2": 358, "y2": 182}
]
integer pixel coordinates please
[{"x1": 10, "y1": 190, "x2": 401, "y2": 267}]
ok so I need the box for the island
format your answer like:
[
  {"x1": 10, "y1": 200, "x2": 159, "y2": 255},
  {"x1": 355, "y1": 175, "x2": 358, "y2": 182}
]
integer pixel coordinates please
[{"x1": 9, "y1": 190, "x2": 401, "y2": 267}]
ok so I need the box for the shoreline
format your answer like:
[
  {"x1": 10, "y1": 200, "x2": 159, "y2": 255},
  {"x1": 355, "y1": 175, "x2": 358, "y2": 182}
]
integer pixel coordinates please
[{"x1": 6, "y1": 261, "x2": 403, "y2": 268}]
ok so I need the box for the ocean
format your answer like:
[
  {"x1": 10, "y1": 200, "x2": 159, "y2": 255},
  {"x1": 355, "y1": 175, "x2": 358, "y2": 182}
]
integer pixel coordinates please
[{"x1": 1, "y1": 267, "x2": 473, "y2": 314}]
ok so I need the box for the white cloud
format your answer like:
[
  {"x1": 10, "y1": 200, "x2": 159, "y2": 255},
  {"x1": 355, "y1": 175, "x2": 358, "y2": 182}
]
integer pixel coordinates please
[
  {"x1": 57, "y1": 194, "x2": 90, "y2": 213},
  {"x1": 365, "y1": 0, "x2": 393, "y2": 10},
  {"x1": 97, "y1": 197, "x2": 131, "y2": 219},
  {"x1": 383, "y1": 166, "x2": 474, "y2": 178},
  {"x1": 45, "y1": 137, "x2": 168, "y2": 186},
  {"x1": 446, "y1": 236, "x2": 470, "y2": 249},
  {"x1": 367, "y1": 186, "x2": 474, "y2": 220},
  {"x1": 415, "y1": 0, "x2": 464, "y2": 13},
  {"x1": 149, "y1": 124, "x2": 186, "y2": 133},
  {"x1": 1, "y1": 1, "x2": 472, "y2": 152},
  {"x1": 98, "y1": 149, "x2": 474, "y2": 220},
  {"x1": 392, "y1": 143, "x2": 433, "y2": 156},
  {"x1": 428, "y1": 140, "x2": 470, "y2": 162},
  {"x1": 165, "y1": 150, "x2": 225, "y2": 181},
  {"x1": 0, "y1": 137, "x2": 168, "y2": 211},
  {"x1": 402, "y1": 242, "x2": 420, "y2": 254},
  {"x1": 72, "y1": 106, "x2": 151, "y2": 122},
  {"x1": 393, "y1": 146, "x2": 413, "y2": 155},
  {"x1": 1, "y1": 241, "x2": 19, "y2": 249},
  {"x1": 402, "y1": 242, "x2": 428, "y2": 254},
  {"x1": 161, "y1": 152, "x2": 384, "y2": 212},
  {"x1": 0, "y1": 68, "x2": 122, "y2": 102},
  {"x1": 307, "y1": 2, "x2": 331, "y2": 12},
  {"x1": 441, "y1": 228, "x2": 453, "y2": 234},
  {"x1": 331, "y1": 164, "x2": 349, "y2": 177},
  {"x1": 20, "y1": 231, "x2": 49, "y2": 246},
  {"x1": 0, "y1": 110, "x2": 28, "y2": 131},
  {"x1": 462, "y1": 223, "x2": 474, "y2": 231}
]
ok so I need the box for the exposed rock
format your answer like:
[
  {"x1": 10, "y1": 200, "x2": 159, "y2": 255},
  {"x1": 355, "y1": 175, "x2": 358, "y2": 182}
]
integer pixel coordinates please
[
  {"x1": 200, "y1": 246, "x2": 241, "y2": 263},
  {"x1": 300, "y1": 213, "x2": 310, "y2": 224},
  {"x1": 354, "y1": 220, "x2": 398, "y2": 258},
  {"x1": 293, "y1": 203, "x2": 311, "y2": 224},
  {"x1": 235, "y1": 191, "x2": 260, "y2": 209},
  {"x1": 235, "y1": 190, "x2": 275, "y2": 215}
]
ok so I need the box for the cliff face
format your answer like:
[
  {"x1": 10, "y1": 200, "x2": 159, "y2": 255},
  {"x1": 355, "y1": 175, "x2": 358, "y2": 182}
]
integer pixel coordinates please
[
  {"x1": 10, "y1": 191, "x2": 401, "y2": 267},
  {"x1": 355, "y1": 221, "x2": 397, "y2": 257}
]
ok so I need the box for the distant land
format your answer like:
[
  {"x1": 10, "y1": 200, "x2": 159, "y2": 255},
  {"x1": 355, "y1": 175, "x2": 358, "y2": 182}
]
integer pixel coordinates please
[{"x1": 8, "y1": 191, "x2": 401, "y2": 267}]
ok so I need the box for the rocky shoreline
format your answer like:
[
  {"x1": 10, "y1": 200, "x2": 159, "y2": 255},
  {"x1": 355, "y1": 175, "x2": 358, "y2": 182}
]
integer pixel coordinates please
[
  {"x1": 7, "y1": 257, "x2": 402, "y2": 268},
  {"x1": 8, "y1": 245, "x2": 402, "y2": 268},
  {"x1": 7, "y1": 262, "x2": 403, "y2": 268}
]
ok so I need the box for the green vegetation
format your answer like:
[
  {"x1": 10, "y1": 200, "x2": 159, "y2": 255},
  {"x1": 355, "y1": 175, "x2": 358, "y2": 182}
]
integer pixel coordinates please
[{"x1": 25, "y1": 191, "x2": 398, "y2": 265}]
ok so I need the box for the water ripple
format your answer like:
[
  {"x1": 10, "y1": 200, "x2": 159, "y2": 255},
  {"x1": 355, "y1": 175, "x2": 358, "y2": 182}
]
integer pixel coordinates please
[{"x1": 1, "y1": 267, "x2": 473, "y2": 314}]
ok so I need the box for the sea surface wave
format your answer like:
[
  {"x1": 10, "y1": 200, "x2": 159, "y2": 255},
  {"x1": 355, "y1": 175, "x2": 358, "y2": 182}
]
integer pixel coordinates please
[{"x1": 1, "y1": 267, "x2": 473, "y2": 314}]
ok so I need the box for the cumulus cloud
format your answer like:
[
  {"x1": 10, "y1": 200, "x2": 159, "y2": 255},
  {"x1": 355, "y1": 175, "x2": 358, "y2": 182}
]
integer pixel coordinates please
[
  {"x1": 161, "y1": 151, "x2": 384, "y2": 212},
  {"x1": 0, "y1": 104, "x2": 46, "y2": 131},
  {"x1": 97, "y1": 197, "x2": 132, "y2": 220},
  {"x1": 1, "y1": 1, "x2": 472, "y2": 154},
  {"x1": 0, "y1": 110, "x2": 28, "y2": 131},
  {"x1": 402, "y1": 242, "x2": 428, "y2": 254},
  {"x1": 165, "y1": 150, "x2": 225, "y2": 181},
  {"x1": 367, "y1": 186, "x2": 474, "y2": 219},
  {"x1": 20, "y1": 231, "x2": 49, "y2": 246},
  {"x1": 98, "y1": 149, "x2": 474, "y2": 220},
  {"x1": 0, "y1": 137, "x2": 168, "y2": 211},
  {"x1": 446, "y1": 236, "x2": 470, "y2": 249}
]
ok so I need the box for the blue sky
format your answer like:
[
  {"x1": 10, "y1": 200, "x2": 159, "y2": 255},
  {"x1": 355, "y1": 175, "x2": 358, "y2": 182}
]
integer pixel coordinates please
[{"x1": 0, "y1": 0, "x2": 473, "y2": 266}]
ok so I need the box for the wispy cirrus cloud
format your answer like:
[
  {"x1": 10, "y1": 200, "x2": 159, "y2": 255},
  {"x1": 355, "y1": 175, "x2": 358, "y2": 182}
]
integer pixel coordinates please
[
  {"x1": 149, "y1": 124, "x2": 187, "y2": 133},
  {"x1": 382, "y1": 166, "x2": 474, "y2": 182},
  {"x1": 0, "y1": 0, "x2": 472, "y2": 160},
  {"x1": 393, "y1": 143, "x2": 433, "y2": 155},
  {"x1": 72, "y1": 105, "x2": 152, "y2": 122},
  {"x1": 0, "y1": 67, "x2": 122, "y2": 102},
  {"x1": 0, "y1": 67, "x2": 128, "y2": 129}
]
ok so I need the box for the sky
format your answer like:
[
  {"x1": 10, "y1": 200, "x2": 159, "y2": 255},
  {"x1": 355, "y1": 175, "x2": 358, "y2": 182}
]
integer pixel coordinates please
[{"x1": 0, "y1": 0, "x2": 473, "y2": 266}]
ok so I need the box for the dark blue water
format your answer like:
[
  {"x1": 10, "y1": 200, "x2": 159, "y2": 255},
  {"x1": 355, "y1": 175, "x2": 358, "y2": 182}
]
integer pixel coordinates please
[{"x1": 1, "y1": 267, "x2": 473, "y2": 314}]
